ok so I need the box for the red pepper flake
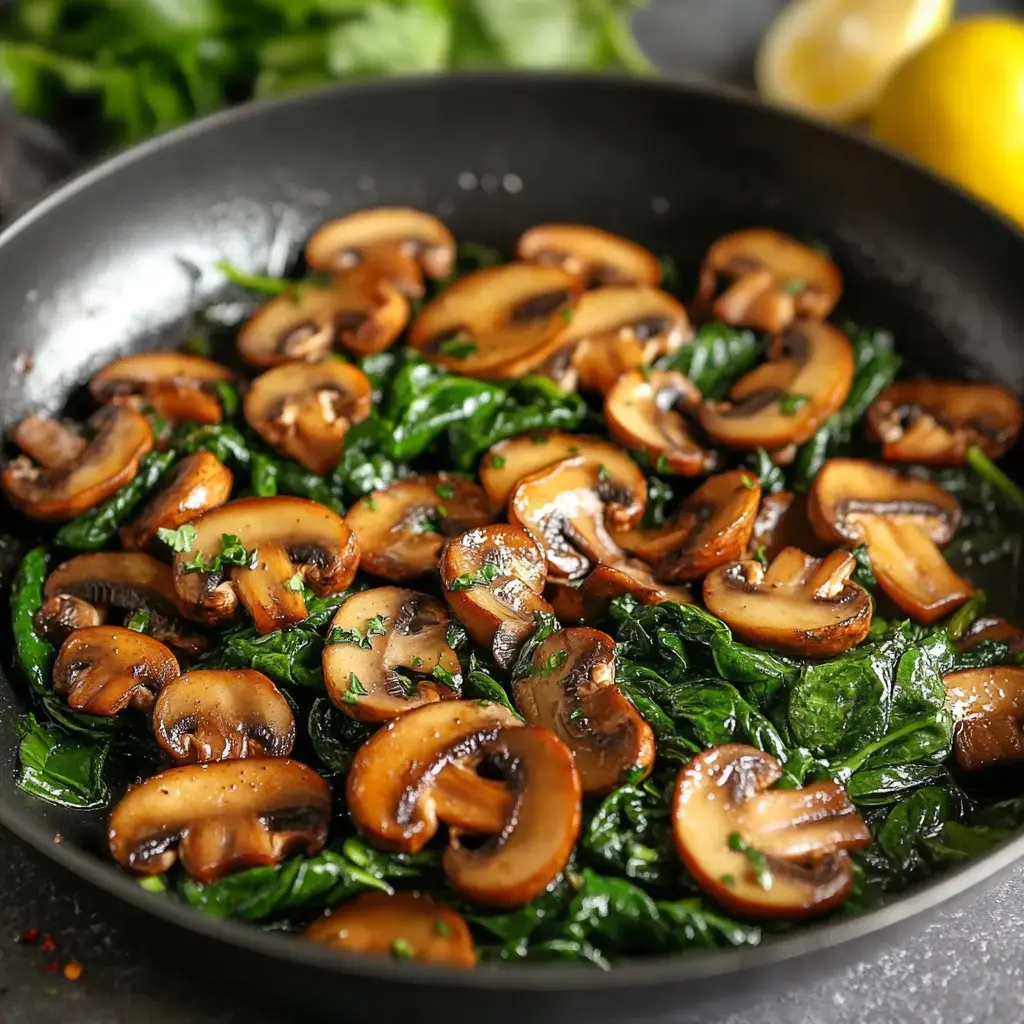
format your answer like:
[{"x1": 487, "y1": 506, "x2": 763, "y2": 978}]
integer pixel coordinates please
[
  {"x1": 64, "y1": 962, "x2": 83, "y2": 982},
  {"x1": 44, "y1": 960, "x2": 60, "y2": 974},
  {"x1": 40, "y1": 934, "x2": 56, "y2": 953},
  {"x1": 20, "y1": 928, "x2": 39, "y2": 944}
]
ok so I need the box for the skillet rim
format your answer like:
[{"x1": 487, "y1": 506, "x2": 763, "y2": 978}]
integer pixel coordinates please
[{"x1": 0, "y1": 70, "x2": 1022, "y2": 990}]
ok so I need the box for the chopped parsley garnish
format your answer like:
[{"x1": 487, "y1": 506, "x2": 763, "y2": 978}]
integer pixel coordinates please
[
  {"x1": 449, "y1": 563, "x2": 500, "y2": 592},
  {"x1": 214, "y1": 381, "x2": 240, "y2": 418},
  {"x1": 437, "y1": 337, "x2": 478, "y2": 360},
  {"x1": 182, "y1": 334, "x2": 212, "y2": 357},
  {"x1": 391, "y1": 938, "x2": 414, "y2": 960},
  {"x1": 180, "y1": 533, "x2": 258, "y2": 574},
  {"x1": 434, "y1": 920, "x2": 453, "y2": 938},
  {"x1": 491, "y1": 454, "x2": 507, "y2": 469},
  {"x1": 655, "y1": 453, "x2": 671, "y2": 474},
  {"x1": 431, "y1": 663, "x2": 459, "y2": 689},
  {"x1": 542, "y1": 650, "x2": 569, "y2": 675},
  {"x1": 435, "y1": 483, "x2": 456, "y2": 500},
  {"x1": 568, "y1": 707, "x2": 584, "y2": 721},
  {"x1": 559, "y1": 306, "x2": 574, "y2": 322},
  {"x1": 778, "y1": 392, "x2": 810, "y2": 416},
  {"x1": 753, "y1": 543, "x2": 768, "y2": 568},
  {"x1": 597, "y1": 464, "x2": 611, "y2": 481},
  {"x1": 327, "y1": 615, "x2": 389, "y2": 649},
  {"x1": 781, "y1": 277, "x2": 807, "y2": 295},
  {"x1": 157, "y1": 523, "x2": 197, "y2": 553},
  {"x1": 412, "y1": 655, "x2": 424, "y2": 667},
  {"x1": 719, "y1": 873, "x2": 737, "y2": 887},
  {"x1": 284, "y1": 573, "x2": 305, "y2": 592},
  {"x1": 364, "y1": 497, "x2": 378, "y2": 512},
  {"x1": 728, "y1": 831, "x2": 773, "y2": 891},
  {"x1": 739, "y1": 474, "x2": 756, "y2": 489},
  {"x1": 125, "y1": 610, "x2": 150, "y2": 634},
  {"x1": 341, "y1": 673, "x2": 369, "y2": 705}
]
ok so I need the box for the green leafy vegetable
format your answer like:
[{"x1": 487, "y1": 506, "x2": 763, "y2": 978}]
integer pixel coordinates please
[
  {"x1": 15, "y1": 714, "x2": 111, "y2": 809},
  {"x1": 10, "y1": 547, "x2": 54, "y2": 694},
  {"x1": 657, "y1": 321, "x2": 763, "y2": 400}
]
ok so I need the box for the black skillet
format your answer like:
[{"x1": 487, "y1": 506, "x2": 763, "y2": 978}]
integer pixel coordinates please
[{"x1": 0, "y1": 74, "x2": 1022, "y2": 1024}]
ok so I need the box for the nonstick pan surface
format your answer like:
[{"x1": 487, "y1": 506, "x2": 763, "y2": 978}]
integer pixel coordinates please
[{"x1": 0, "y1": 74, "x2": 1022, "y2": 1024}]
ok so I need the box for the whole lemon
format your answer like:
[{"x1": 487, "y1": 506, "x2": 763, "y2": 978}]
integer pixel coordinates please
[{"x1": 872, "y1": 16, "x2": 1024, "y2": 227}]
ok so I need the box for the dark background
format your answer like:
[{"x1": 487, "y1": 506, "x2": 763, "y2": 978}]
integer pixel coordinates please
[{"x1": 1, "y1": 0, "x2": 1021, "y2": 1021}]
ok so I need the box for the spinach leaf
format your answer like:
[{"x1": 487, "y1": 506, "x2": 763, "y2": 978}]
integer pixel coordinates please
[
  {"x1": 307, "y1": 698, "x2": 373, "y2": 777},
  {"x1": 657, "y1": 321, "x2": 763, "y2": 400},
  {"x1": 464, "y1": 657, "x2": 522, "y2": 719},
  {"x1": 15, "y1": 713, "x2": 111, "y2": 809},
  {"x1": 176, "y1": 422, "x2": 252, "y2": 467},
  {"x1": 10, "y1": 546, "x2": 54, "y2": 694},
  {"x1": 875, "y1": 785, "x2": 965, "y2": 881},
  {"x1": 249, "y1": 452, "x2": 345, "y2": 513}
]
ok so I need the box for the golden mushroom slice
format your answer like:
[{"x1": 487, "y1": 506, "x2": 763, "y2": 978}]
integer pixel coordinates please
[
  {"x1": 704, "y1": 547, "x2": 872, "y2": 657},
  {"x1": 866, "y1": 381, "x2": 1023, "y2": 464},
  {"x1": 121, "y1": 451, "x2": 233, "y2": 553},
  {"x1": 407, "y1": 264, "x2": 582, "y2": 379},
  {"x1": 3, "y1": 407, "x2": 152, "y2": 521},
  {"x1": 700, "y1": 321, "x2": 854, "y2": 451},
  {"x1": 672, "y1": 744, "x2": 870, "y2": 918},
  {"x1": 237, "y1": 272, "x2": 409, "y2": 368},
  {"x1": 323, "y1": 588, "x2": 461, "y2": 722},
  {"x1": 748, "y1": 491, "x2": 825, "y2": 563},
  {"x1": 549, "y1": 560, "x2": 692, "y2": 623},
  {"x1": 516, "y1": 223, "x2": 661, "y2": 288},
  {"x1": 345, "y1": 476, "x2": 494, "y2": 583},
  {"x1": 513, "y1": 628, "x2": 654, "y2": 793},
  {"x1": 53, "y1": 627, "x2": 179, "y2": 715},
  {"x1": 244, "y1": 360, "x2": 372, "y2": 475},
  {"x1": 90, "y1": 352, "x2": 236, "y2": 425},
  {"x1": 697, "y1": 228, "x2": 842, "y2": 333},
  {"x1": 945, "y1": 667, "x2": 1024, "y2": 771},
  {"x1": 305, "y1": 893, "x2": 477, "y2": 968},
  {"x1": 152, "y1": 669, "x2": 295, "y2": 763},
  {"x1": 11, "y1": 415, "x2": 86, "y2": 468},
  {"x1": 305, "y1": 207, "x2": 456, "y2": 298},
  {"x1": 440, "y1": 525, "x2": 552, "y2": 670},
  {"x1": 108, "y1": 758, "x2": 330, "y2": 882},
  {"x1": 957, "y1": 617, "x2": 1024, "y2": 654},
  {"x1": 172, "y1": 497, "x2": 359, "y2": 633},
  {"x1": 606, "y1": 369, "x2": 719, "y2": 475}
]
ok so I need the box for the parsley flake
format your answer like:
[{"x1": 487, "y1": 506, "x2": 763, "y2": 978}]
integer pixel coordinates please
[
  {"x1": 341, "y1": 674, "x2": 369, "y2": 705},
  {"x1": 542, "y1": 650, "x2": 569, "y2": 675},
  {"x1": 157, "y1": 523, "x2": 197, "y2": 553},
  {"x1": 284, "y1": 573, "x2": 305, "y2": 592},
  {"x1": 437, "y1": 338, "x2": 478, "y2": 360},
  {"x1": 728, "y1": 831, "x2": 773, "y2": 890},
  {"x1": 434, "y1": 920, "x2": 453, "y2": 938},
  {"x1": 778, "y1": 393, "x2": 810, "y2": 416},
  {"x1": 449, "y1": 563, "x2": 500, "y2": 592},
  {"x1": 491, "y1": 454, "x2": 507, "y2": 469},
  {"x1": 435, "y1": 483, "x2": 456, "y2": 500},
  {"x1": 327, "y1": 615, "x2": 389, "y2": 649},
  {"x1": 391, "y1": 938, "x2": 414, "y2": 960}
]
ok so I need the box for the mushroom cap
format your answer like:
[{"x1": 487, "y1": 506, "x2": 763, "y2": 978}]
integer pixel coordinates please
[
  {"x1": 605, "y1": 369, "x2": 719, "y2": 475},
  {"x1": 944, "y1": 666, "x2": 1024, "y2": 770},
  {"x1": 704, "y1": 547, "x2": 872, "y2": 657},
  {"x1": 672, "y1": 744, "x2": 870, "y2": 918},
  {"x1": 244, "y1": 360, "x2": 373, "y2": 475},
  {"x1": 699, "y1": 321, "x2": 854, "y2": 451},
  {"x1": 513, "y1": 628, "x2": 654, "y2": 793},
  {"x1": 549, "y1": 560, "x2": 693, "y2": 623},
  {"x1": 152, "y1": 669, "x2": 295, "y2": 763},
  {"x1": 33, "y1": 593, "x2": 105, "y2": 647},
  {"x1": 11, "y1": 415, "x2": 86, "y2": 469},
  {"x1": 3, "y1": 407, "x2": 153, "y2": 521},
  {"x1": 866, "y1": 380, "x2": 1023, "y2": 464},
  {"x1": 748, "y1": 491, "x2": 826, "y2": 563},
  {"x1": 440, "y1": 525, "x2": 552, "y2": 670},
  {"x1": 237, "y1": 273, "x2": 409, "y2": 368},
  {"x1": 407, "y1": 264, "x2": 582, "y2": 379},
  {"x1": 108, "y1": 757, "x2": 331, "y2": 881},
  {"x1": 444, "y1": 725, "x2": 582, "y2": 908},
  {"x1": 345, "y1": 476, "x2": 494, "y2": 583},
  {"x1": 45, "y1": 551, "x2": 185, "y2": 620},
  {"x1": 53, "y1": 626, "x2": 180, "y2": 715},
  {"x1": 323, "y1": 587, "x2": 461, "y2": 722},
  {"x1": 121, "y1": 451, "x2": 233, "y2": 553},
  {"x1": 304, "y1": 893, "x2": 476, "y2": 967},
  {"x1": 305, "y1": 207, "x2": 456, "y2": 297},
  {"x1": 516, "y1": 223, "x2": 661, "y2": 288}
]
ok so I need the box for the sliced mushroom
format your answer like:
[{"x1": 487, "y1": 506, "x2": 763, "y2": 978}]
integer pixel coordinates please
[
  {"x1": 866, "y1": 381, "x2": 1023, "y2": 464},
  {"x1": 108, "y1": 758, "x2": 330, "y2": 881},
  {"x1": 152, "y1": 669, "x2": 295, "y2": 763},
  {"x1": 305, "y1": 208, "x2": 456, "y2": 298},
  {"x1": 407, "y1": 264, "x2": 582, "y2": 379},
  {"x1": 121, "y1": 451, "x2": 233, "y2": 553},
  {"x1": 305, "y1": 893, "x2": 476, "y2": 968},
  {"x1": 90, "y1": 352, "x2": 235, "y2": 425},
  {"x1": 32, "y1": 593, "x2": 105, "y2": 646},
  {"x1": 345, "y1": 476, "x2": 494, "y2": 583},
  {"x1": 3, "y1": 407, "x2": 152, "y2": 521},
  {"x1": 516, "y1": 224, "x2": 661, "y2": 288},
  {"x1": 700, "y1": 321, "x2": 854, "y2": 450},
  {"x1": 945, "y1": 667, "x2": 1024, "y2": 770},
  {"x1": 172, "y1": 497, "x2": 359, "y2": 633},
  {"x1": 440, "y1": 525, "x2": 552, "y2": 669},
  {"x1": 53, "y1": 626, "x2": 179, "y2": 715},
  {"x1": 549, "y1": 560, "x2": 693, "y2": 623},
  {"x1": 323, "y1": 588, "x2": 461, "y2": 722},
  {"x1": 704, "y1": 548, "x2": 872, "y2": 657},
  {"x1": 244, "y1": 361, "x2": 372, "y2": 475},
  {"x1": 11, "y1": 415, "x2": 86, "y2": 468},
  {"x1": 672, "y1": 744, "x2": 870, "y2": 917},
  {"x1": 445, "y1": 725, "x2": 582, "y2": 908},
  {"x1": 346, "y1": 699, "x2": 522, "y2": 854},
  {"x1": 606, "y1": 369, "x2": 719, "y2": 475},
  {"x1": 957, "y1": 617, "x2": 1024, "y2": 654},
  {"x1": 748, "y1": 491, "x2": 825, "y2": 563},
  {"x1": 237, "y1": 272, "x2": 409, "y2": 368},
  {"x1": 697, "y1": 229, "x2": 842, "y2": 333},
  {"x1": 614, "y1": 470, "x2": 761, "y2": 582}
]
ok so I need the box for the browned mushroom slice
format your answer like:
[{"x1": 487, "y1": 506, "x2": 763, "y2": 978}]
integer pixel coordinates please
[
  {"x1": 606, "y1": 370, "x2": 718, "y2": 475},
  {"x1": 305, "y1": 893, "x2": 476, "y2": 968},
  {"x1": 704, "y1": 547, "x2": 872, "y2": 657},
  {"x1": 237, "y1": 272, "x2": 409, "y2": 368},
  {"x1": 3, "y1": 407, "x2": 152, "y2": 521},
  {"x1": 945, "y1": 667, "x2": 1024, "y2": 770},
  {"x1": 121, "y1": 452, "x2": 233, "y2": 553},
  {"x1": 866, "y1": 381, "x2": 1023, "y2": 464},
  {"x1": 90, "y1": 352, "x2": 236, "y2": 425},
  {"x1": 345, "y1": 476, "x2": 494, "y2": 583},
  {"x1": 32, "y1": 594, "x2": 105, "y2": 646},
  {"x1": 697, "y1": 229, "x2": 842, "y2": 333},
  {"x1": 172, "y1": 497, "x2": 358, "y2": 633},
  {"x1": 957, "y1": 617, "x2": 1024, "y2": 654},
  {"x1": 11, "y1": 415, "x2": 86, "y2": 468},
  {"x1": 346, "y1": 699, "x2": 522, "y2": 854},
  {"x1": 407, "y1": 264, "x2": 582, "y2": 379},
  {"x1": 748, "y1": 491, "x2": 825, "y2": 563},
  {"x1": 108, "y1": 758, "x2": 330, "y2": 881},
  {"x1": 323, "y1": 588, "x2": 461, "y2": 722},
  {"x1": 305, "y1": 208, "x2": 456, "y2": 298},
  {"x1": 614, "y1": 470, "x2": 761, "y2": 582},
  {"x1": 244, "y1": 361, "x2": 373, "y2": 474},
  {"x1": 516, "y1": 224, "x2": 661, "y2": 288},
  {"x1": 672, "y1": 744, "x2": 870, "y2": 918},
  {"x1": 549, "y1": 560, "x2": 693, "y2": 623},
  {"x1": 700, "y1": 321, "x2": 854, "y2": 451},
  {"x1": 53, "y1": 627, "x2": 179, "y2": 715}
]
